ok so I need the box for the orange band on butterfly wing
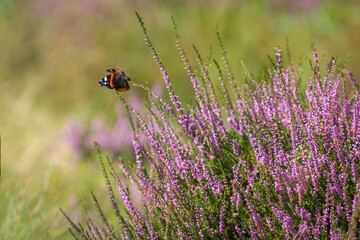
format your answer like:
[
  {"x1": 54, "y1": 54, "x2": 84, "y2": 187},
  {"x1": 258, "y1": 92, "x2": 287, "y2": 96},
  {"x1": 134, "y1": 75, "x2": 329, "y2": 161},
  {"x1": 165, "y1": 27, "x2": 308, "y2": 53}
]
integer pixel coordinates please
[
  {"x1": 116, "y1": 88, "x2": 129, "y2": 92},
  {"x1": 109, "y1": 74, "x2": 114, "y2": 88}
]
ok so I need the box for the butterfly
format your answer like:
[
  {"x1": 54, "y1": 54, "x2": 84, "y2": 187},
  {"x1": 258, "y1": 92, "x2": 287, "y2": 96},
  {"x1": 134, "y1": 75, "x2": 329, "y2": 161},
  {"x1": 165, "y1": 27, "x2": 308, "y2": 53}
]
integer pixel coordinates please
[{"x1": 98, "y1": 68, "x2": 131, "y2": 92}]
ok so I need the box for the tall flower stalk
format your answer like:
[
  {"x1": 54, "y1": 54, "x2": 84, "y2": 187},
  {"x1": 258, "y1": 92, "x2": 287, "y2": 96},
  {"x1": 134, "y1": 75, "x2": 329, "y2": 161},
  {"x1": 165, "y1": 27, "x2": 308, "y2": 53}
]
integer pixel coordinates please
[{"x1": 62, "y1": 12, "x2": 360, "y2": 239}]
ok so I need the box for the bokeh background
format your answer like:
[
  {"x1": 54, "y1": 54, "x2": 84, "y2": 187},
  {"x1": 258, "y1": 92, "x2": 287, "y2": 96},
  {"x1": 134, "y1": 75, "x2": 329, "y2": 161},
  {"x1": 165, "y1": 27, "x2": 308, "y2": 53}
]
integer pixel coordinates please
[{"x1": 1, "y1": 0, "x2": 360, "y2": 238}]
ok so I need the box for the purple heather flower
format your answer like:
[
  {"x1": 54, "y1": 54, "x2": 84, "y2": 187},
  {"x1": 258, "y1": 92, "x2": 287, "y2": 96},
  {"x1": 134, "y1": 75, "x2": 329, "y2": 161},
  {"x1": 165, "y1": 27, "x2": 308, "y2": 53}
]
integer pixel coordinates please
[
  {"x1": 344, "y1": 70, "x2": 359, "y2": 89},
  {"x1": 65, "y1": 118, "x2": 85, "y2": 160},
  {"x1": 65, "y1": 17, "x2": 360, "y2": 238}
]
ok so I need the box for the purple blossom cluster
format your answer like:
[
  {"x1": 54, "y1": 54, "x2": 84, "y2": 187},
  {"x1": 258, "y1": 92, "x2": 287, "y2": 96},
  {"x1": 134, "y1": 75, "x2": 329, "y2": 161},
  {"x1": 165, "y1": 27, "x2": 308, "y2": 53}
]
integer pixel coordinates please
[
  {"x1": 66, "y1": 110, "x2": 133, "y2": 160},
  {"x1": 63, "y1": 13, "x2": 360, "y2": 239},
  {"x1": 65, "y1": 90, "x2": 161, "y2": 160}
]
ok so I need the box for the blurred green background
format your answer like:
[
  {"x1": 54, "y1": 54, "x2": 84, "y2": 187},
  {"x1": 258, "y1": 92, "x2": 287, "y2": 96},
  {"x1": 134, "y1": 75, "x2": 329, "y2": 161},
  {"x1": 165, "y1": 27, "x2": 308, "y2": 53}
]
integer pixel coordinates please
[{"x1": 1, "y1": 0, "x2": 360, "y2": 238}]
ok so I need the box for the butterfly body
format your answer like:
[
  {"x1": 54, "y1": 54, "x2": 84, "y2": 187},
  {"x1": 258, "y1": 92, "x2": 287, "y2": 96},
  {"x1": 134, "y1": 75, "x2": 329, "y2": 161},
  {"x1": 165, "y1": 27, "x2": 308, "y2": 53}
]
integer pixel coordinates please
[{"x1": 98, "y1": 68, "x2": 131, "y2": 91}]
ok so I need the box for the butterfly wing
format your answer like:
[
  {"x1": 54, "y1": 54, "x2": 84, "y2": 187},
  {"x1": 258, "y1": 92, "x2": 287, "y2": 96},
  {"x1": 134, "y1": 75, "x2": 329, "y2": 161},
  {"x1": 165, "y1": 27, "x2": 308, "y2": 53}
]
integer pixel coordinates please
[
  {"x1": 113, "y1": 71, "x2": 130, "y2": 91},
  {"x1": 120, "y1": 71, "x2": 131, "y2": 81},
  {"x1": 98, "y1": 74, "x2": 115, "y2": 89},
  {"x1": 106, "y1": 69, "x2": 119, "y2": 73}
]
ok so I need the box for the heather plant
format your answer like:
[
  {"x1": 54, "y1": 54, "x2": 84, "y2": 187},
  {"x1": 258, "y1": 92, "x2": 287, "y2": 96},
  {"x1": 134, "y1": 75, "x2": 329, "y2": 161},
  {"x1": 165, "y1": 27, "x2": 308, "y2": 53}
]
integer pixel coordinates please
[{"x1": 62, "y1": 12, "x2": 360, "y2": 239}]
